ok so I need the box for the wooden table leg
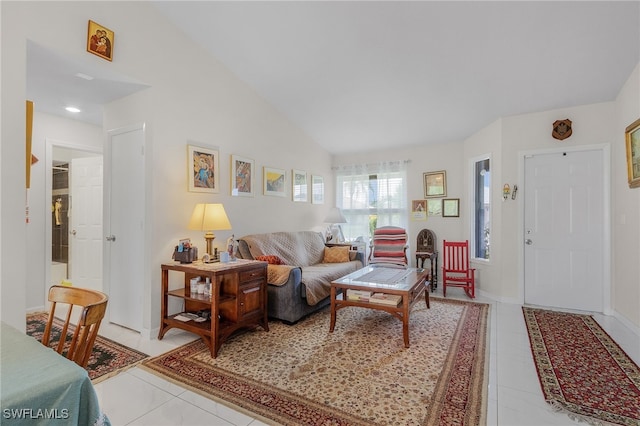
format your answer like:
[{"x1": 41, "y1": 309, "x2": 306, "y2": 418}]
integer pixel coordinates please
[
  {"x1": 424, "y1": 281, "x2": 430, "y2": 309},
  {"x1": 329, "y1": 286, "x2": 337, "y2": 332},
  {"x1": 402, "y1": 294, "x2": 410, "y2": 348}
]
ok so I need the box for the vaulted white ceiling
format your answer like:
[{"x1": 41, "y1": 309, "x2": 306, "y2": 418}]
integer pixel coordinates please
[{"x1": 28, "y1": 1, "x2": 640, "y2": 155}]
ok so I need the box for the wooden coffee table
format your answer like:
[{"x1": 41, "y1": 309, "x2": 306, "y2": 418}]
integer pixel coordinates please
[{"x1": 329, "y1": 266, "x2": 430, "y2": 348}]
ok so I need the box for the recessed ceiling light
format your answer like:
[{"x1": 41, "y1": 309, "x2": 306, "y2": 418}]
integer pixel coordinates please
[
  {"x1": 65, "y1": 106, "x2": 81, "y2": 113},
  {"x1": 75, "y1": 72, "x2": 94, "y2": 81}
]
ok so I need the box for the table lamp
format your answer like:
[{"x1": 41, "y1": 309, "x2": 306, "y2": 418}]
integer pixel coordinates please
[
  {"x1": 188, "y1": 203, "x2": 232, "y2": 256},
  {"x1": 324, "y1": 207, "x2": 347, "y2": 243}
]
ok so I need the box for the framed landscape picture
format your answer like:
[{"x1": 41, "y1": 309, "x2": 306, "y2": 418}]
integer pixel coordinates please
[
  {"x1": 292, "y1": 169, "x2": 308, "y2": 202},
  {"x1": 625, "y1": 117, "x2": 640, "y2": 188},
  {"x1": 231, "y1": 155, "x2": 255, "y2": 197},
  {"x1": 424, "y1": 170, "x2": 447, "y2": 198},
  {"x1": 187, "y1": 143, "x2": 219, "y2": 193},
  {"x1": 312, "y1": 175, "x2": 324, "y2": 204},
  {"x1": 264, "y1": 167, "x2": 286, "y2": 197}
]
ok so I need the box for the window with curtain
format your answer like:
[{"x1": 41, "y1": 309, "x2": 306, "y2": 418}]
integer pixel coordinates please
[{"x1": 334, "y1": 161, "x2": 408, "y2": 242}]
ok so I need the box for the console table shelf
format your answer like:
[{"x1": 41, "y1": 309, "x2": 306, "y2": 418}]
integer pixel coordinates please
[{"x1": 159, "y1": 259, "x2": 268, "y2": 358}]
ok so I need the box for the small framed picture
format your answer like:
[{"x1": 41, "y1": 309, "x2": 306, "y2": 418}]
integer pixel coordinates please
[
  {"x1": 292, "y1": 169, "x2": 308, "y2": 202},
  {"x1": 264, "y1": 167, "x2": 286, "y2": 197},
  {"x1": 442, "y1": 198, "x2": 460, "y2": 217},
  {"x1": 625, "y1": 117, "x2": 640, "y2": 188},
  {"x1": 411, "y1": 200, "x2": 427, "y2": 221},
  {"x1": 427, "y1": 199, "x2": 442, "y2": 216},
  {"x1": 424, "y1": 170, "x2": 447, "y2": 198},
  {"x1": 312, "y1": 175, "x2": 324, "y2": 204},
  {"x1": 87, "y1": 20, "x2": 114, "y2": 61},
  {"x1": 187, "y1": 143, "x2": 219, "y2": 193},
  {"x1": 231, "y1": 155, "x2": 255, "y2": 197}
]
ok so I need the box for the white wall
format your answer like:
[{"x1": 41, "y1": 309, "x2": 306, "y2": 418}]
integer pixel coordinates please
[{"x1": 613, "y1": 63, "x2": 640, "y2": 329}]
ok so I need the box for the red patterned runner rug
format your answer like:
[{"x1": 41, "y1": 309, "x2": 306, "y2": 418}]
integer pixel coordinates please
[
  {"x1": 142, "y1": 298, "x2": 489, "y2": 425},
  {"x1": 26, "y1": 312, "x2": 149, "y2": 383},
  {"x1": 523, "y1": 307, "x2": 640, "y2": 425}
]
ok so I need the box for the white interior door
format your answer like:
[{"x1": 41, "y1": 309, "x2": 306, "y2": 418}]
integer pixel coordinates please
[
  {"x1": 70, "y1": 156, "x2": 103, "y2": 292},
  {"x1": 105, "y1": 125, "x2": 145, "y2": 331},
  {"x1": 524, "y1": 149, "x2": 604, "y2": 312}
]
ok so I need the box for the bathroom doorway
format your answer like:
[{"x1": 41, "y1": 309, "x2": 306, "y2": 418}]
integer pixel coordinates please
[{"x1": 45, "y1": 140, "x2": 103, "y2": 299}]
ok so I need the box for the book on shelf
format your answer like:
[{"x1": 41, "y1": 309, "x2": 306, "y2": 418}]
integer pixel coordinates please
[
  {"x1": 369, "y1": 293, "x2": 402, "y2": 306},
  {"x1": 348, "y1": 289, "x2": 372, "y2": 297},
  {"x1": 347, "y1": 294, "x2": 370, "y2": 302}
]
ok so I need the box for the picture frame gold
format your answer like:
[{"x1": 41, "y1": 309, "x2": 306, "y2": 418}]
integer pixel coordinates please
[
  {"x1": 442, "y1": 198, "x2": 460, "y2": 217},
  {"x1": 424, "y1": 170, "x2": 447, "y2": 198},
  {"x1": 625, "y1": 117, "x2": 640, "y2": 188},
  {"x1": 264, "y1": 167, "x2": 286, "y2": 197},
  {"x1": 87, "y1": 20, "x2": 114, "y2": 61},
  {"x1": 230, "y1": 154, "x2": 254, "y2": 197},
  {"x1": 292, "y1": 169, "x2": 308, "y2": 202},
  {"x1": 187, "y1": 144, "x2": 219, "y2": 193}
]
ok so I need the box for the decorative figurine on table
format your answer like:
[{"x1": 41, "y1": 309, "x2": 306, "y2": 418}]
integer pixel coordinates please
[{"x1": 226, "y1": 234, "x2": 238, "y2": 261}]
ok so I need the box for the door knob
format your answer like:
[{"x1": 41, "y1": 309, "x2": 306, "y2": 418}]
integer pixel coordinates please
[
  {"x1": 525, "y1": 239, "x2": 533, "y2": 245},
  {"x1": 70, "y1": 230, "x2": 77, "y2": 236},
  {"x1": 106, "y1": 235, "x2": 116, "y2": 242}
]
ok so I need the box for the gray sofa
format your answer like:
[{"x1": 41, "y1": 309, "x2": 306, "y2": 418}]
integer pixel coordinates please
[{"x1": 237, "y1": 231, "x2": 363, "y2": 323}]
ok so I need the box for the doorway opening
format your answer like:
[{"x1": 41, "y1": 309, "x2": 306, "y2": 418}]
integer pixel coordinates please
[{"x1": 45, "y1": 140, "x2": 103, "y2": 302}]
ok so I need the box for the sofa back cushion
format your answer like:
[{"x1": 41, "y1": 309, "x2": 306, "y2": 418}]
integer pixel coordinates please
[{"x1": 238, "y1": 231, "x2": 326, "y2": 267}]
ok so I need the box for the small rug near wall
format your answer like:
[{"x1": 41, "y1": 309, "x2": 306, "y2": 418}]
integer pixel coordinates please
[
  {"x1": 523, "y1": 307, "x2": 640, "y2": 426},
  {"x1": 26, "y1": 312, "x2": 148, "y2": 383},
  {"x1": 141, "y1": 298, "x2": 489, "y2": 426}
]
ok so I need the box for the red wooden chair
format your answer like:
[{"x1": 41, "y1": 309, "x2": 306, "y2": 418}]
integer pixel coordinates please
[{"x1": 442, "y1": 240, "x2": 475, "y2": 298}]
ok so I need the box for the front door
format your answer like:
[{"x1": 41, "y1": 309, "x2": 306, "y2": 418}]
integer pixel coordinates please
[{"x1": 524, "y1": 148, "x2": 605, "y2": 312}]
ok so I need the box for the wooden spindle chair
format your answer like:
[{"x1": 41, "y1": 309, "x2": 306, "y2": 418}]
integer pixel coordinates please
[
  {"x1": 42, "y1": 285, "x2": 108, "y2": 368},
  {"x1": 442, "y1": 240, "x2": 475, "y2": 298}
]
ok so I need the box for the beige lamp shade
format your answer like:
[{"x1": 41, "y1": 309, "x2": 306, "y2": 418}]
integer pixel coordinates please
[
  {"x1": 188, "y1": 203, "x2": 232, "y2": 255},
  {"x1": 324, "y1": 207, "x2": 347, "y2": 224}
]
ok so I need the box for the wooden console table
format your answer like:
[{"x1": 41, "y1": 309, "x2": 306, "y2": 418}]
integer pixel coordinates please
[{"x1": 159, "y1": 259, "x2": 268, "y2": 358}]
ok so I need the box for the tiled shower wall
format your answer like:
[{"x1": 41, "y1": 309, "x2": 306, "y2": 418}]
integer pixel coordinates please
[{"x1": 52, "y1": 165, "x2": 69, "y2": 263}]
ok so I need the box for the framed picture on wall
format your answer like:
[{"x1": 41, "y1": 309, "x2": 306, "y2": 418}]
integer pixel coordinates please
[
  {"x1": 187, "y1": 143, "x2": 219, "y2": 193},
  {"x1": 230, "y1": 155, "x2": 255, "y2": 197},
  {"x1": 442, "y1": 198, "x2": 460, "y2": 217},
  {"x1": 312, "y1": 175, "x2": 324, "y2": 204},
  {"x1": 427, "y1": 199, "x2": 442, "y2": 216},
  {"x1": 86, "y1": 20, "x2": 114, "y2": 61},
  {"x1": 263, "y1": 167, "x2": 286, "y2": 197},
  {"x1": 625, "y1": 117, "x2": 640, "y2": 188},
  {"x1": 292, "y1": 169, "x2": 308, "y2": 202},
  {"x1": 424, "y1": 170, "x2": 447, "y2": 198}
]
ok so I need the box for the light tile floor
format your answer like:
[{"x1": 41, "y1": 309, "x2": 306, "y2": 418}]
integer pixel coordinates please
[{"x1": 94, "y1": 288, "x2": 640, "y2": 425}]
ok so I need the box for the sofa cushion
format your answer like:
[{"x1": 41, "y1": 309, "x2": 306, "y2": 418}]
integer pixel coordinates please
[
  {"x1": 323, "y1": 246, "x2": 350, "y2": 263},
  {"x1": 302, "y1": 260, "x2": 362, "y2": 305}
]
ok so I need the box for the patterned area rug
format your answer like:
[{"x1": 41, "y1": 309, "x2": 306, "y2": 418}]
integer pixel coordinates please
[
  {"x1": 141, "y1": 298, "x2": 489, "y2": 425},
  {"x1": 26, "y1": 312, "x2": 148, "y2": 383},
  {"x1": 523, "y1": 307, "x2": 640, "y2": 426}
]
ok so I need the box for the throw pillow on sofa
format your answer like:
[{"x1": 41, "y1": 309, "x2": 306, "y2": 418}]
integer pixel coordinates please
[
  {"x1": 256, "y1": 255, "x2": 284, "y2": 265},
  {"x1": 323, "y1": 246, "x2": 350, "y2": 263}
]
